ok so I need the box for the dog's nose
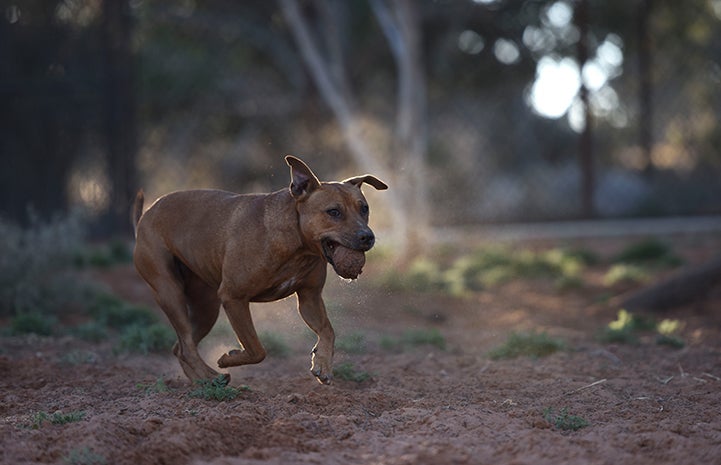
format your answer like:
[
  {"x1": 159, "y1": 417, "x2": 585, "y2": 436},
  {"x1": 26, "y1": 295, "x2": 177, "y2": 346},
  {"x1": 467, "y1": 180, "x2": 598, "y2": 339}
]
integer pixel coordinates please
[{"x1": 357, "y1": 229, "x2": 375, "y2": 250}]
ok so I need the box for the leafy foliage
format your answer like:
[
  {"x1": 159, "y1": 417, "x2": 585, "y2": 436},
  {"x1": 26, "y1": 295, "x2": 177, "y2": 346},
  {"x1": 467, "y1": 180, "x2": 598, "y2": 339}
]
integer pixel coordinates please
[
  {"x1": 188, "y1": 376, "x2": 248, "y2": 401},
  {"x1": 543, "y1": 407, "x2": 589, "y2": 431},
  {"x1": 333, "y1": 362, "x2": 372, "y2": 383}
]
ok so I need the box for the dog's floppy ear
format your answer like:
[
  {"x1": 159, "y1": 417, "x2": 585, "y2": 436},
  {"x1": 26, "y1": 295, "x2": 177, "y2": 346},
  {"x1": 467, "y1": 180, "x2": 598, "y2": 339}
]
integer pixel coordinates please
[
  {"x1": 286, "y1": 155, "x2": 321, "y2": 199},
  {"x1": 343, "y1": 175, "x2": 389, "y2": 191}
]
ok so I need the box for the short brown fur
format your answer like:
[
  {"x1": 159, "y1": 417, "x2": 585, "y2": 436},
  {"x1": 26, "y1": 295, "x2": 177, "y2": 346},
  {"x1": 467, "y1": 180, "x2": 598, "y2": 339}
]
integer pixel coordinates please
[{"x1": 132, "y1": 156, "x2": 387, "y2": 384}]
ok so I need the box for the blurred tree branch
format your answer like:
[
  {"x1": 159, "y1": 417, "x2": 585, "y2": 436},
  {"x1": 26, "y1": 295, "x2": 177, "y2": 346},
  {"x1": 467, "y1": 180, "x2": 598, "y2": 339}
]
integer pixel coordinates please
[{"x1": 279, "y1": 0, "x2": 429, "y2": 259}]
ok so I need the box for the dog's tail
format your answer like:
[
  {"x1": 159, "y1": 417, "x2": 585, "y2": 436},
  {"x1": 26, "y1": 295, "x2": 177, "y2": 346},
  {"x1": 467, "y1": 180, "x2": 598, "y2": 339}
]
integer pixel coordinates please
[{"x1": 132, "y1": 189, "x2": 144, "y2": 238}]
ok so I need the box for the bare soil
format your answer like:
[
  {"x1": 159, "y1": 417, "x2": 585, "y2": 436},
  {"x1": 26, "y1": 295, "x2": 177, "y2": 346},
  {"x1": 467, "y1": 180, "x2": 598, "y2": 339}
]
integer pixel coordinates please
[{"x1": 2, "y1": 235, "x2": 721, "y2": 465}]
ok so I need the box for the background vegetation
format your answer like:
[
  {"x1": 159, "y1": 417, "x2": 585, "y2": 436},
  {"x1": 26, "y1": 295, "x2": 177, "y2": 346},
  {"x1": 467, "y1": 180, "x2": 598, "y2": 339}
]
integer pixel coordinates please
[{"x1": 2, "y1": 0, "x2": 720, "y2": 242}]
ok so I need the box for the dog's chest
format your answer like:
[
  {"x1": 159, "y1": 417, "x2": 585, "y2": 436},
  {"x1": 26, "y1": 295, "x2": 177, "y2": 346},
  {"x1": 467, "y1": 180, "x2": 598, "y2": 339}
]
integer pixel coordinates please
[{"x1": 250, "y1": 254, "x2": 322, "y2": 302}]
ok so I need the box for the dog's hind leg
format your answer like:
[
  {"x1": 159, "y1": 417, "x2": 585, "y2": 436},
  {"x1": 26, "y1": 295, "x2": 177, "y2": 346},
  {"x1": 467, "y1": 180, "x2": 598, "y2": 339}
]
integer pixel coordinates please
[
  {"x1": 179, "y1": 263, "x2": 221, "y2": 346},
  {"x1": 134, "y1": 245, "x2": 221, "y2": 382}
]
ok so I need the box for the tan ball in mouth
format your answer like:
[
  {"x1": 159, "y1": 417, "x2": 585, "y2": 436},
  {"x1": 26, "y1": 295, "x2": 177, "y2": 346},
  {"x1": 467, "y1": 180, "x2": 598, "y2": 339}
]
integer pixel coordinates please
[{"x1": 330, "y1": 244, "x2": 366, "y2": 279}]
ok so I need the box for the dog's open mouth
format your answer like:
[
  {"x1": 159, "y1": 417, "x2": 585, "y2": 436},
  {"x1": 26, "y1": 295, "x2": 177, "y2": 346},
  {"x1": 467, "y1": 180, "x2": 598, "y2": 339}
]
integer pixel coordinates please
[{"x1": 322, "y1": 239, "x2": 366, "y2": 279}]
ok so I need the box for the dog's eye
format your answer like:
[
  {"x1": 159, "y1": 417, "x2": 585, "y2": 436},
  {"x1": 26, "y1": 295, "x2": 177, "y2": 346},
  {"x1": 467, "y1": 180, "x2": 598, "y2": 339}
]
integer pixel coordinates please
[
  {"x1": 327, "y1": 208, "x2": 341, "y2": 218},
  {"x1": 360, "y1": 204, "x2": 369, "y2": 216}
]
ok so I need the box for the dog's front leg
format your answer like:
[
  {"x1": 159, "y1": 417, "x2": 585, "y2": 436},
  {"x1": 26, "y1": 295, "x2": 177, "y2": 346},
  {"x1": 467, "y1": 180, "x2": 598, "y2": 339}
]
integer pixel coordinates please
[
  {"x1": 296, "y1": 287, "x2": 335, "y2": 384},
  {"x1": 217, "y1": 297, "x2": 267, "y2": 369}
]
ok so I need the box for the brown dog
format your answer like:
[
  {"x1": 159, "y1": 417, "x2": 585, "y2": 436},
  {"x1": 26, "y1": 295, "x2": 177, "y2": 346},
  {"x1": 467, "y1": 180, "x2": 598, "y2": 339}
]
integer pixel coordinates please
[{"x1": 132, "y1": 156, "x2": 387, "y2": 384}]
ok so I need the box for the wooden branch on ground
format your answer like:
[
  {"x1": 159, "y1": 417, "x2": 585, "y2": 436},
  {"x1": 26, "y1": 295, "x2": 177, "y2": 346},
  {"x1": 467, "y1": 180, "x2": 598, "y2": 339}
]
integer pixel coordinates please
[{"x1": 619, "y1": 254, "x2": 721, "y2": 311}]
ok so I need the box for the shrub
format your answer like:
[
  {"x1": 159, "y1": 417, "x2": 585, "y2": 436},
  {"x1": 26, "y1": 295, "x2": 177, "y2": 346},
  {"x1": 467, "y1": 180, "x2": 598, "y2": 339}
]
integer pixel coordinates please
[
  {"x1": 333, "y1": 362, "x2": 372, "y2": 383},
  {"x1": 259, "y1": 332, "x2": 290, "y2": 358},
  {"x1": 137, "y1": 377, "x2": 170, "y2": 394},
  {"x1": 378, "y1": 246, "x2": 592, "y2": 295},
  {"x1": 8, "y1": 312, "x2": 57, "y2": 336},
  {"x1": 188, "y1": 375, "x2": 248, "y2": 401},
  {"x1": 488, "y1": 332, "x2": 566, "y2": 360},
  {"x1": 603, "y1": 264, "x2": 648, "y2": 287},
  {"x1": 381, "y1": 328, "x2": 447, "y2": 352},
  {"x1": 116, "y1": 323, "x2": 176, "y2": 354},
  {"x1": 614, "y1": 238, "x2": 681, "y2": 266},
  {"x1": 88, "y1": 293, "x2": 158, "y2": 328},
  {"x1": 336, "y1": 332, "x2": 367, "y2": 354},
  {"x1": 32, "y1": 410, "x2": 86, "y2": 428},
  {"x1": 0, "y1": 212, "x2": 86, "y2": 316},
  {"x1": 543, "y1": 407, "x2": 589, "y2": 431}
]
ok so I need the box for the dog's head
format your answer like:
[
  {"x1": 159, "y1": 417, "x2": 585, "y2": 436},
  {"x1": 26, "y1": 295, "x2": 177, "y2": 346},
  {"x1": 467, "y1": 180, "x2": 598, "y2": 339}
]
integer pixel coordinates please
[{"x1": 286, "y1": 155, "x2": 387, "y2": 279}]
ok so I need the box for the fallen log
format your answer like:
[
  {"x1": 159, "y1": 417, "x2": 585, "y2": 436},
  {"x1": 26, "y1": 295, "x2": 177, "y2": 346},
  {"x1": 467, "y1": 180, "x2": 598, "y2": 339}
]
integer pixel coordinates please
[{"x1": 619, "y1": 254, "x2": 721, "y2": 311}]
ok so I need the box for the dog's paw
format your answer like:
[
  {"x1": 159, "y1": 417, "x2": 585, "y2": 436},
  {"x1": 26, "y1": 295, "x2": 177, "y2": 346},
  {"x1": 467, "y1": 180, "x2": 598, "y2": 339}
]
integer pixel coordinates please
[
  {"x1": 311, "y1": 367, "x2": 333, "y2": 385},
  {"x1": 217, "y1": 351, "x2": 237, "y2": 368}
]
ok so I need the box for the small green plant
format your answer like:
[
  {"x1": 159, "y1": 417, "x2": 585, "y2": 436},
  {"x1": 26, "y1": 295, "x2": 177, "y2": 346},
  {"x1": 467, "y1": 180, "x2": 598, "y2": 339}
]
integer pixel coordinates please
[
  {"x1": 74, "y1": 239, "x2": 132, "y2": 269},
  {"x1": 378, "y1": 246, "x2": 593, "y2": 295},
  {"x1": 89, "y1": 293, "x2": 158, "y2": 328},
  {"x1": 116, "y1": 323, "x2": 176, "y2": 354},
  {"x1": 137, "y1": 377, "x2": 170, "y2": 394},
  {"x1": 603, "y1": 264, "x2": 648, "y2": 287},
  {"x1": 402, "y1": 328, "x2": 446, "y2": 350},
  {"x1": 488, "y1": 332, "x2": 566, "y2": 360},
  {"x1": 655, "y1": 318, "x2": 685, "y2": 348},
  {"x1": 598, "y1": 309, "x2": 655, "y2": 344},
  {"x1": 32, "y1": 410, "x2": 86, "y2": 428},
  {"x1": 8, "y1": 311, "x2": 56, "y2": 336},
  {"x1": 381, "y1": 328, "x2": 447, "y2": 352},
  {"x1": 259, "y1": 331, "x2": 290, "y2": 358},
  {"x1": 336, "y1": 332, "x2": 367, "y2": 354},
  {"x1": 69, "y1": 321, "x2": 108, "y2": 342},
  {"x1": 543, "y1": 407, "x2": 589, "y2": 431},
  {"x1": 63, "y1": 447, "x2": 106, "y2": 465},
  {"x1": 188, "y1": 375, "x2": 248, "y2": 401},
  {"x1": 333, "y1": 362, "x2": 372, "y2": 383},
  {"x1": 0, "y1": 212, "x2": 86, "y2": 317},
  {"x1": 614, "y1": 239, "x2": 681, "y2": 266}
]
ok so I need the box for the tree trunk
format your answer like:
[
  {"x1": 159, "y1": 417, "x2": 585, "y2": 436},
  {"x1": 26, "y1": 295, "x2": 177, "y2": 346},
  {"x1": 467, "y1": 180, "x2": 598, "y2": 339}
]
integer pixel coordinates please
[
  {"x1": 279, "y1": 0, "x2": 429, "y2": 258},
  {"x1": 637, "y1": 0, "x2": 654, "y2": 177},
  {"x1": 101, "y1": 0, "x2": 138, "y2": 237},
  {"x1": 575, "y1": 0, "x2": 595, "y2": 219}
]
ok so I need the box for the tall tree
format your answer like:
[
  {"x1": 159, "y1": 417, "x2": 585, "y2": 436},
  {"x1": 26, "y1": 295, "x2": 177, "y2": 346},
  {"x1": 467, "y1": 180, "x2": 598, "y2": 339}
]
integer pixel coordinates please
[
  {"x1": 102, "y1": 0, "x2": 138, "y2": 236},
  {"x1": 575, "y1": 0, "x2": 595, "y2": 218},
  {"x1": 278, "y1": 0, "x2": 428, "y2": 258}
]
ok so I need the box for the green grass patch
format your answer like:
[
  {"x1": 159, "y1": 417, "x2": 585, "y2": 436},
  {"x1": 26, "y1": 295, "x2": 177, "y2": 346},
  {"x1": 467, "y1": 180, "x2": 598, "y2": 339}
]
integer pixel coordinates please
[
  {"x1": 259, "y1": 331, "x2": 290, "y2": 358},
  {"x1": 137, "y1": 377, "x2": 170, "y2": 394},
  {"x1": 88, "y1": 293, "x2": 158, "y2": 329},
  {"x1": 336, "y1": 332, "x2": 367, "y2": 354},
  {"x1": 603, "y1": 264, "x2": 649, "y2": 287},
  {"x1": 333, "y1": 362, "x2": 372, "y2": 383},
  {"x1": 381, "y1": 328, "x2": 447, "y2": 352},
  {"x1": 116, "y1": 323, "x2": 176, "y2": 354},
  {"x1": 63, "y1": 447, "x2": 106, "y2": 465},
  {"x1": 188, "y1": 375, "x2": 249, "y2": 401},
  {"x1": 613, "y1": 238, "x2": 681, "y2": 266},
  {"x1": 0, "y1": 213, "x2": 86, "y2": 317},
  {"x1": 32, "y1": 410, "x2": 86, "y2": 428},
  {"x1": 69, "y1": 321, "x2": 108, "y2": 342},
  {"x1": 599, "y1": 310, "x2": 685, "y2": 348},
  {"x1": 73, "y1": 239, "x2": 132, "y2": 269},
  {"x1": 378, "y1": 246, "x2": 594, "y2": 295},
  {"x1": 543, "y1": 407, "x2": 589, "y2": 431},
  {"x1": 7, "y1": 311, "x2": 57, "y2": 336},
  {"x1": 401, "y1": 328, "x2": 446, "y2": 350},
  {"x1": 488, "y1": 331, "x2": 566, "y2": 360}
]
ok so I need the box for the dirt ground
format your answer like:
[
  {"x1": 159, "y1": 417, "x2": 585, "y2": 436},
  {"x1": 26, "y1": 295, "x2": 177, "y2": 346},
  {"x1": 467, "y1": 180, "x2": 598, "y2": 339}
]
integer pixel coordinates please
[{"x1": 2, "y1": 233, "x2": 720, "y2": 465}]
